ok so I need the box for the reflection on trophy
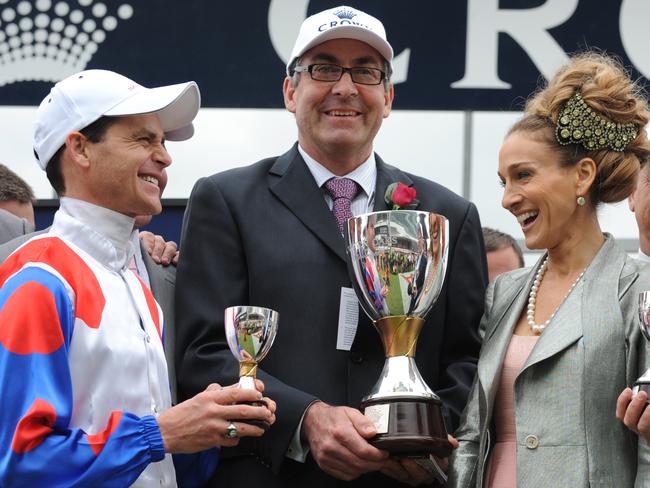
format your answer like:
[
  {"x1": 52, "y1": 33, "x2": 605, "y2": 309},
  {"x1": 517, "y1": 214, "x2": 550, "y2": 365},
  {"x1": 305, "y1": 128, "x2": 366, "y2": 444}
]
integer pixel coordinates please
[
  {"x1": 633, "y1": 292, "x2": 650, "y2": 401},
  {"x1": 346, "y1": 210, "x2": 452, "y2": 457},
  {"x1": 225, "y1": 305, "x2": 279, "y2": 429}
]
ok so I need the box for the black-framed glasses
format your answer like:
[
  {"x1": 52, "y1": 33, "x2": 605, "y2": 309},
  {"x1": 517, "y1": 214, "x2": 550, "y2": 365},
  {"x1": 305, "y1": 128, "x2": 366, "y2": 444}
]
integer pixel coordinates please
[{"x1": 293, "y1": 64, "x2": 386, "y2": 85}]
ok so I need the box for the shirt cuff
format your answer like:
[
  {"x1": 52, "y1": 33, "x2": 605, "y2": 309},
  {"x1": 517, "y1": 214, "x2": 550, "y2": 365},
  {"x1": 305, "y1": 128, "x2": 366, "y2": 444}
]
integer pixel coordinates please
[
  {"x1": 285, "y1": 401, "x2": 320, "y2": 463},
  {"x1": 142, "y1": 415, "x2": 166, "y2": 462}
]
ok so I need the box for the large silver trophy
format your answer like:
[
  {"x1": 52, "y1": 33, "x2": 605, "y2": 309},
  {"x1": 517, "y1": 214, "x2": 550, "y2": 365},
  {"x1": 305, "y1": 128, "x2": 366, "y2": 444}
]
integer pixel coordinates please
[
  {"x1": 346, "y1": 210, "x2": 451, "y2": 457},
  {"x1": 225, "y1": 305, "x2": 279, "y2": 429},
  {"x1": 634, "y1": 292, "x2": 650, "y2": 399}
]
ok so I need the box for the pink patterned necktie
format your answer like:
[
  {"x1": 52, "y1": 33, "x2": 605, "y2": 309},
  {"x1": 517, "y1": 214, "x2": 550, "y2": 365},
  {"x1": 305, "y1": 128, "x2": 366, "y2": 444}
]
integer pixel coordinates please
[{"x1": 324, "y1": 177, "x2": 360, "y2": 234}]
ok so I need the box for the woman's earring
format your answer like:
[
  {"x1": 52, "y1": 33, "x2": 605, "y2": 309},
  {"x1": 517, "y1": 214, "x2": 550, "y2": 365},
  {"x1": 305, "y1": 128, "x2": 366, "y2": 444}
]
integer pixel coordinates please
[{"x1": 577, "y1": 195, "x2": 586, "y2": 206}]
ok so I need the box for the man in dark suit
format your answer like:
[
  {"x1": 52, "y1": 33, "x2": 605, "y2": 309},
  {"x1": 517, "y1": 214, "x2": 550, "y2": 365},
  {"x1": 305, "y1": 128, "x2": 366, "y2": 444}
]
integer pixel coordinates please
[{"x1": 175, "y1": 5, "x2": 487, "y2": 487}]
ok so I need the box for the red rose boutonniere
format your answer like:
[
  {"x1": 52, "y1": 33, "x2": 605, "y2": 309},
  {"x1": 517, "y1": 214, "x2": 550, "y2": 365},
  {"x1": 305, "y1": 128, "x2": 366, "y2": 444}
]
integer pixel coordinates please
[{"x1": 385, "y1": 182, "x2": 419, "y2": 210}]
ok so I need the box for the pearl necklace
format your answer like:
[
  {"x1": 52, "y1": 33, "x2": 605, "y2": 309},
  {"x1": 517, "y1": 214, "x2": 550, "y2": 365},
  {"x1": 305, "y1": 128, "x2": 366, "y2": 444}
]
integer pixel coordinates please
[{"x1": 527, "y1": 256, "x2": 585, "y2": 335}]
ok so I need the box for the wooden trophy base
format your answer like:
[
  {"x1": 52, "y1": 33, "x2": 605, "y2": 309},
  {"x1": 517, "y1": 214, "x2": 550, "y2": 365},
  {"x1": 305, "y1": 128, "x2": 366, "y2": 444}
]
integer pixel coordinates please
[
  {"x1": 360, "y1": 397, "x2": 452, "y2": 458},
  {"x1": 234, "y1": 399, "x2": 270, "y2": 431}
]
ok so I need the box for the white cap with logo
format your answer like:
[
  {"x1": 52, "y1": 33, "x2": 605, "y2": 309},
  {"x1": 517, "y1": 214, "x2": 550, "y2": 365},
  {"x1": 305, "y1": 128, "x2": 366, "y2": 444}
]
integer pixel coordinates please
[
  {"x1": 286, "y1": 5, "x2": 393, "y2": 75},
  {"x1": 33, "y1": 69, "x2": 201, "y2": 170}
]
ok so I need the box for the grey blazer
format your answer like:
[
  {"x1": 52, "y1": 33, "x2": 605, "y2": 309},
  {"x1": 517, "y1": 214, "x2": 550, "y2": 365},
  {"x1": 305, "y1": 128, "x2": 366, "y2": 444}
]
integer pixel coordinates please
[
  {"x1": 0, "y1": 231, "x2": 178, "y2": 402},
  {"x1": 142, "y1": 251, "x2": 177, "y2": 403},
  {"x1": 0, "y1": 208, "x2": 34, "y2": 245},
  {"x1": 447, "y1": 236, "x2": 650, "y2": 488}
]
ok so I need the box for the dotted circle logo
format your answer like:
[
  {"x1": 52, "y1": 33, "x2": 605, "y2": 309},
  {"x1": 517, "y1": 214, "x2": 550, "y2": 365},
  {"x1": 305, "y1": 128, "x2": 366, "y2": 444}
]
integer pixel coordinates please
[{"x1": 0, "y1": 0, "x2": 134, "y2": 86}]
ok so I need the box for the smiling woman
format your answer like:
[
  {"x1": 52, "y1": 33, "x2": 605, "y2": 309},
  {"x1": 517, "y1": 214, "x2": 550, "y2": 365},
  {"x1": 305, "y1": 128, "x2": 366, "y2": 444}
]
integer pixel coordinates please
[{"x1": 448, "y1": 52, "x2": 650, "y2": 488}]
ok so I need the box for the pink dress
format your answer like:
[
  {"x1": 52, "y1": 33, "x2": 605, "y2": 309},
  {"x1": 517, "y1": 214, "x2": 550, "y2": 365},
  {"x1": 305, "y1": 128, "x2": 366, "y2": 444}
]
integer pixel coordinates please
[{"x1": 484, "y1": 334, "x2": 539, "y2": 488}]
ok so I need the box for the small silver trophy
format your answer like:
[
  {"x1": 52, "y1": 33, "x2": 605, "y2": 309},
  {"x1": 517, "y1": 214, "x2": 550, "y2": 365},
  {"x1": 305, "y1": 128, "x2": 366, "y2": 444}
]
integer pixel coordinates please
[
  {"x1": 346, "y1": 210, "x2": 451, "y2": 457},
  {"x1": 634, "y1": 292, "x2": 650, "y2": 400},
  {"x1": 225, "y1": 305, "x2": 279, "y2": 429}
]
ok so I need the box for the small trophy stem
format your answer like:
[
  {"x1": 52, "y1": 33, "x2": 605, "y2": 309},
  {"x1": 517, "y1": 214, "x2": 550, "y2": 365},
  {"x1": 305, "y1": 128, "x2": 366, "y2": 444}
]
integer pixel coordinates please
[
  {"x1": 237, "y1": 360, "x2": 269, "y2": 429},
  {"x1": 633, "y1": 369, "x2": 650, "y2": 403},
  {"x1": 239, "y1": 361, "x2": 258, "y2": 382},
  {"x1": 636, "y1": 293, "x2": 650, "y2": 404},
  {"x1": 238, "y1": 375, "x2": 257, "y2": 390}
]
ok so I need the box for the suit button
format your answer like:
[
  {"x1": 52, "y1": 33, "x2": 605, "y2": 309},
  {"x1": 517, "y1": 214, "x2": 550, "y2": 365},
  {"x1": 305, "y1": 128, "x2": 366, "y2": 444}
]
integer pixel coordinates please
[
  {"x1": 524, "y1": 434, "x2": 539, "y2": 449},
  {"x1": 350, "y1": 353, "x2": 364, "y2": 364}
]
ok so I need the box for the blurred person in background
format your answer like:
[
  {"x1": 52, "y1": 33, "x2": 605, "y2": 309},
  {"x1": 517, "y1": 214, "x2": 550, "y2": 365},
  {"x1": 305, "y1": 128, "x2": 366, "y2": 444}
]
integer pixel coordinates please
[
  {"x1": 0, "y1": 164, "x2": 35, "y2": 243},
  {"x1": 628, "y1": 161, "x2": 650, "y2": 263},
  {"x1": 482, "y1": 227, "x2": 525, "y2": 282}
]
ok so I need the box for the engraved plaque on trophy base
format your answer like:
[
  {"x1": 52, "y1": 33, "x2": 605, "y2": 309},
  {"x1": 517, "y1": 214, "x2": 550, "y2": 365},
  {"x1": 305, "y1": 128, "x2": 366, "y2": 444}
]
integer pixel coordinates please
[{"x1": 360, "y1": 397, "x2": 452, "y2": 458}]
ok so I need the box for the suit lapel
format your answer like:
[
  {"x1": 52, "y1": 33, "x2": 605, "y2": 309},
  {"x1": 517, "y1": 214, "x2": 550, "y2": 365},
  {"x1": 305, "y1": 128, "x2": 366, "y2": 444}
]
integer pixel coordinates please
[
  {"x1": 476, "y1": 237, "x2": 625, "y2": 424},
  {"x1": 578, "y1": 236, "x2": 628, "y2": 360},
  {"x1": 522, "y1": 283, "x2": 583, "y2": 370},
  {"x1": 522, "y1": 236, "x2": 623, "y2": 371},
  {"x1": 268, "y1": 151, "x2": 421, "y2": 261},
  {"x1": 483, "y1": 269, "x2": 534, "y2": 343},
  {"x1": 373, "y1": 156, "x2": 415, "y2": 212},
  {"x1": 478, "y1": 269, "x2": 532, "y2": 407},
  {"x1": 269, "y1": 146, "x2": 347, "y2": 261}
]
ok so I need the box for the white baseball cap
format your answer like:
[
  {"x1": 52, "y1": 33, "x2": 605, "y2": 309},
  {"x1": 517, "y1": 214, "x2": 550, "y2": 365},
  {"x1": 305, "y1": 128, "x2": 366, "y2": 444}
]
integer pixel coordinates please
[
  {"x1": 33, "y1": 69, "x2": 201, "y2": 170},
  {"x1": 286, "y1": 5, "x2": 393, "y2": 76}
]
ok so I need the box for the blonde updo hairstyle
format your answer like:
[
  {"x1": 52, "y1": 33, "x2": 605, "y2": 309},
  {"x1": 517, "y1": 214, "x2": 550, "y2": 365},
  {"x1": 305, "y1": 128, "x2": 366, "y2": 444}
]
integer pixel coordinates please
[{"x1": 507, "y1": 52, "x2": 650, "y2": 206}]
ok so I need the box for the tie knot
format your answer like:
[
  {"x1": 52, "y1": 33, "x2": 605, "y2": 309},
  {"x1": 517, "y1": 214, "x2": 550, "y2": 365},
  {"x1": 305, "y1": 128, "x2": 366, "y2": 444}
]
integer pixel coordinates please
[{"x1": 324, "y1": 178, "x2": 360, "y2": 201}]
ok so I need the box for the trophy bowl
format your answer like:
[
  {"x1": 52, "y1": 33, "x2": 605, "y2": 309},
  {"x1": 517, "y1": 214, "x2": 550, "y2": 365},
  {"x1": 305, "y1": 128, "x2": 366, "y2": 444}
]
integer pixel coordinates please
[
  {"x1": 225, "y1": 305, "x2": 279, "y2": 429},
  {"x1": 346, "y1": 210, "x2": 451, "y2": 457},
  {"x1": 633, "y1": 292, "x2": 650, "y2": 401}
]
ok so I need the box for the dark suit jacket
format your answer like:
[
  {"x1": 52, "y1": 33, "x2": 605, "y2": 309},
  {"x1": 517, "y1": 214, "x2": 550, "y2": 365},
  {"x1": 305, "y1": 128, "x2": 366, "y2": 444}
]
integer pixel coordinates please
[
  {"x1": 0, "y1": 231, "x2": 178, "y2": 401},
  {"x1": 175, "y1": 144, "x2": 488, "y2": 487}
]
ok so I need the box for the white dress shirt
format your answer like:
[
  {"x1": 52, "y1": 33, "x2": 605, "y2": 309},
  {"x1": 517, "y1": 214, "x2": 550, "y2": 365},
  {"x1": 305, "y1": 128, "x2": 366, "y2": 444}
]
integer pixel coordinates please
[{"x1": 299, "y1": 145, "x2": 377, "y2": 215}]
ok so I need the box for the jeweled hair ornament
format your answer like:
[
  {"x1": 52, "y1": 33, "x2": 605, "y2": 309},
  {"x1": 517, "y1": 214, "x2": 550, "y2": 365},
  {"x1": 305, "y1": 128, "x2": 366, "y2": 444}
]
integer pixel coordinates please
[{"x1": 556, "y1": 91, "x2": 638, "y2": 152}]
